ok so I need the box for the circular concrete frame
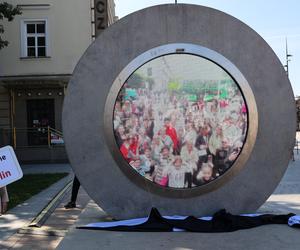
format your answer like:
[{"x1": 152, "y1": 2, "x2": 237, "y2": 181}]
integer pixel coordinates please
[
  {"x1": 63, "y1": 4, "x2": 296, "y2": 219},
  {"x1": 104, "y1": 44, "x2": 257, "y2": 197}
]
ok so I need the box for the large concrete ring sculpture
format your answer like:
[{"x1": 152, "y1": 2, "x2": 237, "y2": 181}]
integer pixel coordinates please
[{"x1": 63, "y1": 4, "x2": 296, "y2": 219}]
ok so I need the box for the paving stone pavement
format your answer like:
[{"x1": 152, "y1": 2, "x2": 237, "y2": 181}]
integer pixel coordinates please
[
  {"x1": 0, "y1": 164, "x2": 80, "y2": 249},
  {"x1": 57, "y1": 151, "x2": 300, "y2": 250},
  {"x1": 1, "y1": 151, "x2": 300, "y2": 250},
  {"x1": 0, "y1": 185, "x2": 90, "y2": 250}
]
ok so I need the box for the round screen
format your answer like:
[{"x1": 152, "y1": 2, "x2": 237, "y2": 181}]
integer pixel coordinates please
[{"x1": 113, "y1": 54, "x2": 248, "y2": 189}]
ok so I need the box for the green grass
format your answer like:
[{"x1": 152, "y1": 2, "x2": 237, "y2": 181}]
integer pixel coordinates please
[{"x1": 7, "y1": 173, "x2": 68, "y2": 210}]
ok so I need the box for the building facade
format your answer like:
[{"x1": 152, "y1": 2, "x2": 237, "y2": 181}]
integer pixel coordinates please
[
  {"x1": 0, "y1": 0, "x2": 116, "y2": 162},
  {"x1": 296, "y1": 97, "x2": 300, "y2": 131}
]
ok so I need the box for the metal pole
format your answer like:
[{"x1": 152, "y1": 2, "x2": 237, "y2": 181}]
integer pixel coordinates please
[
  {"x1": 13, "y1": 127, "x2": 16, "y2": 149},
  {"x1": 285, "y1": 37, "x2": 292, "y2": 78},
  {"x1": 48, "y1": 126, "x2": 51, "y2": 148},
  {"x1": 286, "y1": 38, "x2": 289, "y2": 77},
  {"x1": 10, "y1": 89, "x2": 15, "y2": 147}
]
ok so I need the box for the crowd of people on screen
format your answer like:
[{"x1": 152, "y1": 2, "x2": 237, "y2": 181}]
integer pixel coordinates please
[{"x1": 114, "y1": 84, "x2": 247, "y2": 188}]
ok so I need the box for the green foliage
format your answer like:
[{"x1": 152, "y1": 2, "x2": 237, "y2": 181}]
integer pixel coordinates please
[
  {"x1": 0, "y1": 2, "x2": 22, "y2": 49},
  {"x1": 168, "y1": 81, "x2": 181, "y2": 91},
  {"x1": 7, "y1": 173, "x2": 68, "y2": 210}
]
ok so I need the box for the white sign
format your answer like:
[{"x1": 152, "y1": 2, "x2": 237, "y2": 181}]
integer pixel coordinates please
[
  {"x1": 51, "y1": 133, "x2": 64, "y2": 144},
  {"x1": 0, "y1": 146, "x2": 23, "y2": 188}
]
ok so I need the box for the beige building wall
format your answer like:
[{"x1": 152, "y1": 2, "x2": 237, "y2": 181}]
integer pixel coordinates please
[
  {"x1": 0, "y1": 87, "x2": 10, "y2": 129},
  {"x1": 0, "y1": 0, "x2": 93, "y2": 77},
  {"x1": 0, "y1": 0, "x2": 116, "y2": 161},
  {"x1": 108, "y1": 0, "x2": 117, "y2": 26},
  {"x1": 296, "y1": 98, "x2": 300, "y2": 131}
]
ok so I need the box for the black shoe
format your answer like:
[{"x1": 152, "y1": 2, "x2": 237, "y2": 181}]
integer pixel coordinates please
[{"x1": 64, "y1": 201, "x2": 76, "y2": 209}]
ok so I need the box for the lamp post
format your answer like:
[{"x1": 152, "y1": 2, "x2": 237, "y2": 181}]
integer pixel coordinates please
[{"x1": 285, "y1": 38, "x2": 292, "y2": 78}]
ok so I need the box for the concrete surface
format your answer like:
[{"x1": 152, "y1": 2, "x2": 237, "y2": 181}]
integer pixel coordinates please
[
  {"x1": 58, "y1": 205, "x2": 300, "y2": 250},
  {"x1": 0, "y1": 164, "x2": 72, "y2": 242},
  {"x1": 57, "y1": 152, "x2": 300, "y2": 250},
  {"x1": 63, "y1": 3, "x2": 296, "y2": 219},
  {"x1": 1, "y1": 152, "x2": 300, "y2": 250},
  {"x1": 0, "y1": 187, "x2": 90, "y2": 250}
]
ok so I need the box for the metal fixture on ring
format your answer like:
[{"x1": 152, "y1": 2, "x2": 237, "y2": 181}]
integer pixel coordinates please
[{"x1": 104, "y1": 43, "x2": 258, "y2": 197}]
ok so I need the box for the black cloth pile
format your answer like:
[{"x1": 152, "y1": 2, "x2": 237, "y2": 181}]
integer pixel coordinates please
[{"x1": 78, "y1": 208, "x2": 296, "y2": 232}]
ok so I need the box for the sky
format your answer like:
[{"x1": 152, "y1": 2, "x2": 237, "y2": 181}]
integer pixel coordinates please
[{"x1": 114, "y1": 0, "x2": 300, "y2": 96}]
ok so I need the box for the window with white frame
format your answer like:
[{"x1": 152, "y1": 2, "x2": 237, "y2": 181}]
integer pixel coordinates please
[{"x1": 21, "y1": 20, "x2": 48, "y2": 58}]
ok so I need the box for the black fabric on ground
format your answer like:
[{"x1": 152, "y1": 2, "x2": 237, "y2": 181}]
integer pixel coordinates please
[
  {"x1": 206, "y1": 209, "x2": 294, "y2": 232},
  {"x1": 78, "y1": 208, "x2": 295, "y2": 232},
  {"x1": 78, "y1": 208, "x2": 174, "y2": 232},
  {"x1": 290, "y1": 224, "x2": 300, "y2": 228}
]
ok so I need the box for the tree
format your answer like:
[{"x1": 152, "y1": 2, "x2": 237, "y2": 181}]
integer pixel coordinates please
[{"x1": 0, "y1": 2, "x2": 21, "y2": 49}]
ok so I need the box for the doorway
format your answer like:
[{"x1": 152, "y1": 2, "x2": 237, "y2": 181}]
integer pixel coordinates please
[{"x1": 27, "y1": 99, "x2": 55, "y2": 146}]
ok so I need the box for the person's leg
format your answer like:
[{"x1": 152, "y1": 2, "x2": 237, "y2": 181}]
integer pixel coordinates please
[
  {"x1": 70, "y1": 176, "x2": 80, "y2": 203},
  {"x1": 65, "y1": 176, "x2": 80, "y2": 209},
  {"x1": 1, "y1": 202, "x2": 8, "y2": 214},
  {"x1": 0, "y1": 186, "x2": 9, "y2": 214}
]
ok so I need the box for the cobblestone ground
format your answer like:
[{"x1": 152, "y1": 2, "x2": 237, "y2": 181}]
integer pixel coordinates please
[
  {"x1": 0, "y1": 186, "x2": 90, "y2": 250},
  {"x1": 1, "y1": 150, "x2": 300, "y2": 250}
]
